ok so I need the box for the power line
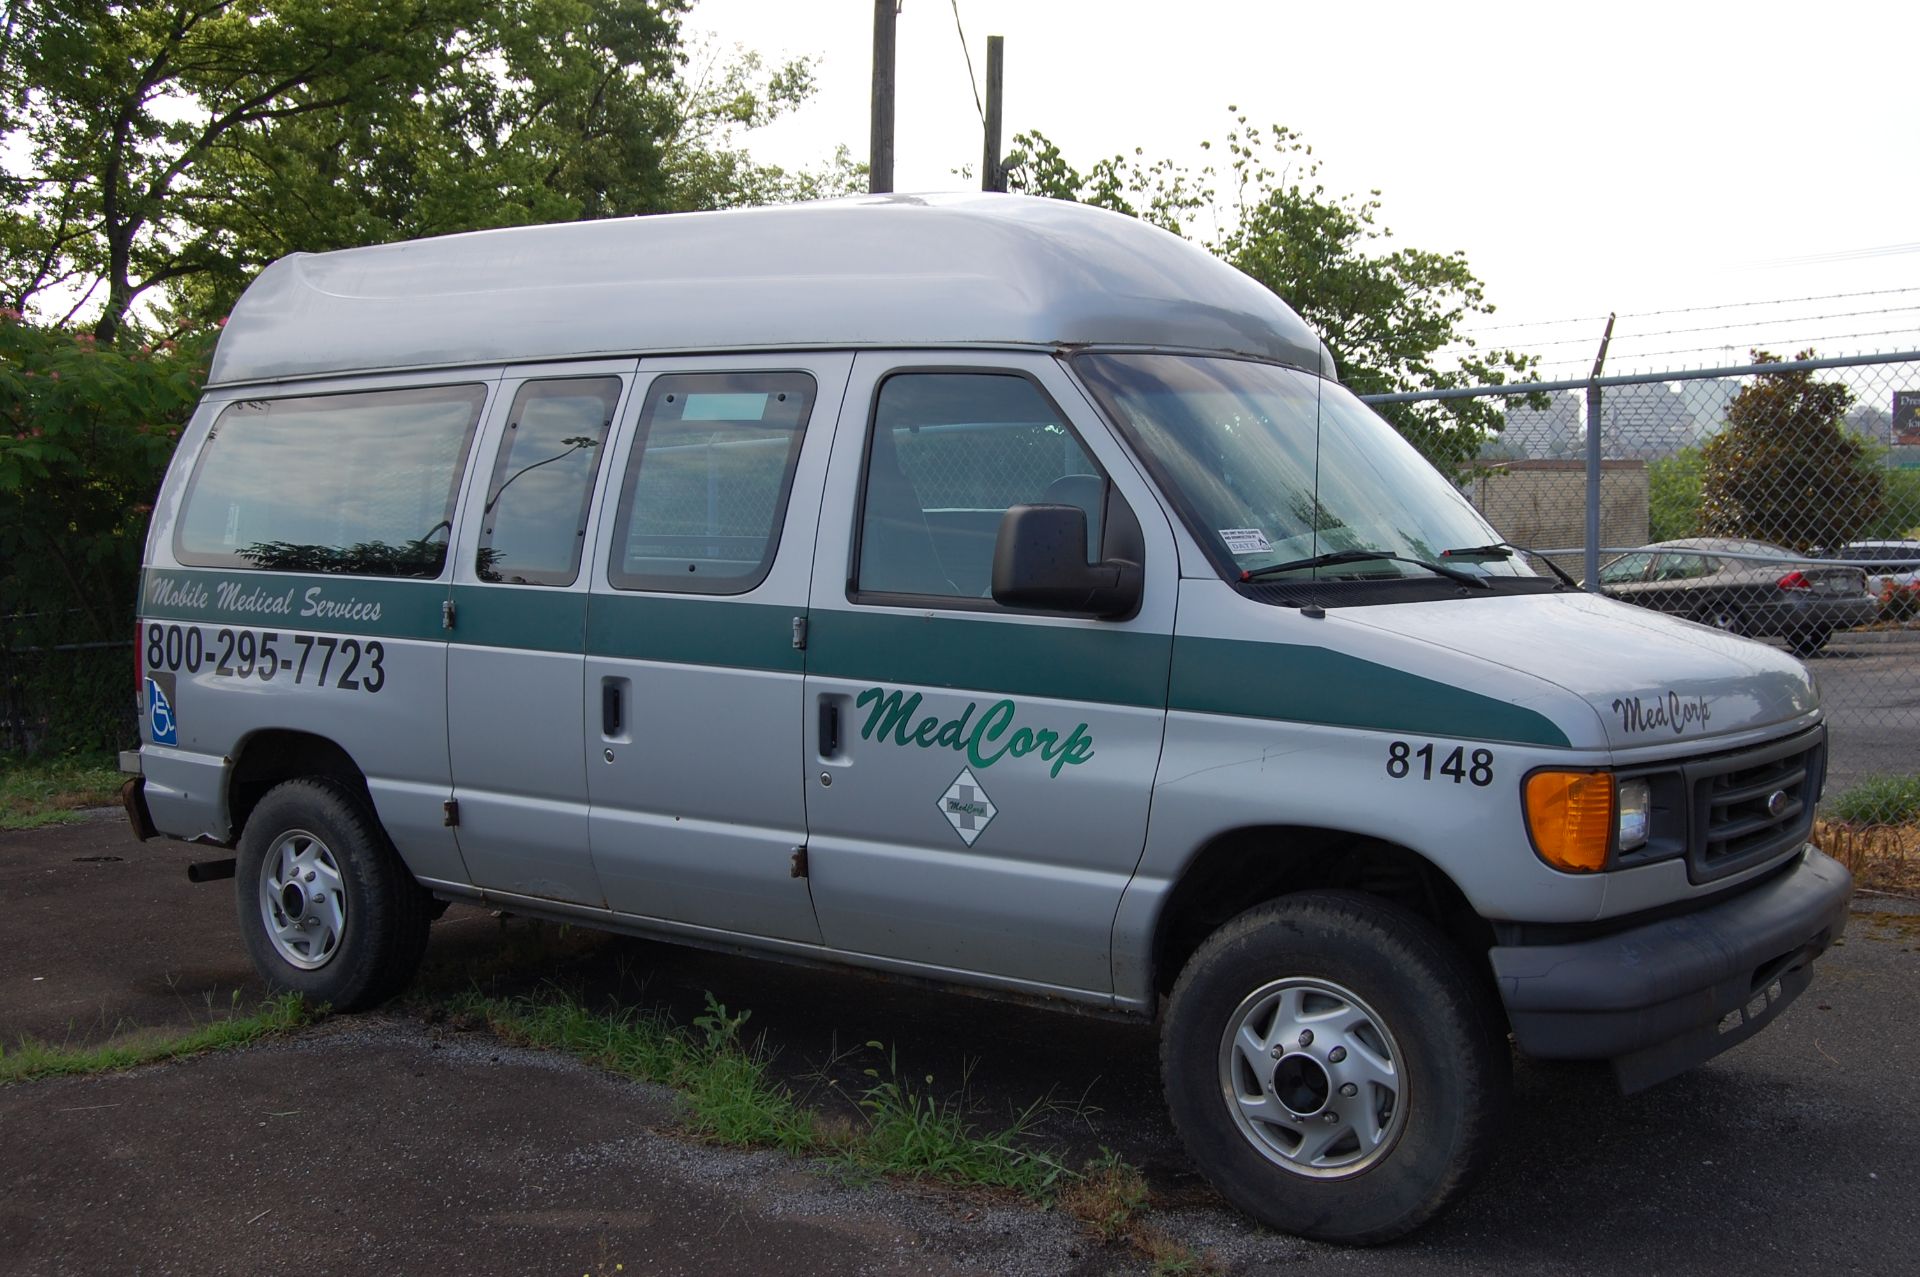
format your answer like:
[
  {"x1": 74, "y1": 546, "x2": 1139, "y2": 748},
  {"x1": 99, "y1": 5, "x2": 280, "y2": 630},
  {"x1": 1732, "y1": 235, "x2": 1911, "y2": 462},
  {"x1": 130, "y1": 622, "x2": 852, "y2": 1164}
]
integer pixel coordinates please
[
  {"x1": 1529, "y1": 327, "x2": 1920, "y2": 367},
  {"x1": 1455, "y1": 285, "x2": 1920, "y2": 341},
  {"x1": 1440, "y1": 302, "x2": 1920, "y2": 354},
  {"x1": 949, "y1": 0, "x2": 985, "y2": 127}
]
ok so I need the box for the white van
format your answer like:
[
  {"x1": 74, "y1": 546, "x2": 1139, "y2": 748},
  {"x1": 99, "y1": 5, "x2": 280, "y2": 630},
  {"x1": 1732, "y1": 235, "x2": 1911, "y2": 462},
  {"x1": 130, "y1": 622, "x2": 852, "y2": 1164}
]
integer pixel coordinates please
[{"x1": 123, "y1": 194, "x2": 1851, "y2": 1243}]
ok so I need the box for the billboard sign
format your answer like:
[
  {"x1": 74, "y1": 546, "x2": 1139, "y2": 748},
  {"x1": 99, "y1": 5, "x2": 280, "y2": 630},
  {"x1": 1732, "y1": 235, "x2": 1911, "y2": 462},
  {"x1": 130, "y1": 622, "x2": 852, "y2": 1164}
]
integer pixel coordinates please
[{"x1": 1896, "y1": 390, "x2": 1920, "y2": 446}]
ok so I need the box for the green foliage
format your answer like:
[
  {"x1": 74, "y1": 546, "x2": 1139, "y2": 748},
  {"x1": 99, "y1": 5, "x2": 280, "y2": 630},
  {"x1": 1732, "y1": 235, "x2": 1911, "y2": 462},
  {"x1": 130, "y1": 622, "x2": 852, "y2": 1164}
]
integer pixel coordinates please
[
  {"x1": 460, "y1": 988, "x2": 1085, "y2": 1200},
  {"x1": 1699, "y1": 352, "x2": 1884, "y2": 553},
  {"x1": 0, "y1": 315, "x2": 212, "y2": 751},
  {"x1": 0, "y1": 993, "x2": 315, "y2": 1084},
  {"x1": 1004, "y1": 113, "x2": 1538, "y2": 476},
  {"x1": 1856, "y1": 465, "x2": 1920, "y2": 541},
  {"x1": 2, "y1": 2, "x2": 853, "y2": 336},
  {"x1": 0, "y1": 749, "x2": 123, "y2": 829},
  {"x1": 1825, "y1": 774, "x2": 1920, "y2": 826},
  {"x1": 846, "y1": 1044, "x2": 1071, "y2": 1195},
  {"x1": 1648, "y1": 447, "x2": 1705, "y2": 542}
]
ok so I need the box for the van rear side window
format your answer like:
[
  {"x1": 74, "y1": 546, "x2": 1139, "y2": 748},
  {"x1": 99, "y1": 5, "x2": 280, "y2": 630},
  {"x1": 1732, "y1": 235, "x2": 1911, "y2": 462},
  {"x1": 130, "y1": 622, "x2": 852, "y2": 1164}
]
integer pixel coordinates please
[
  {"x1": 607, "y1": 371, "x2": 814, "y2": 594},
  {"x1": 175, "y1": 384, "x2": 486, "y2": 577},
  {"x1": 477, "y1": 377, "x2": 620, "y2": 586}
]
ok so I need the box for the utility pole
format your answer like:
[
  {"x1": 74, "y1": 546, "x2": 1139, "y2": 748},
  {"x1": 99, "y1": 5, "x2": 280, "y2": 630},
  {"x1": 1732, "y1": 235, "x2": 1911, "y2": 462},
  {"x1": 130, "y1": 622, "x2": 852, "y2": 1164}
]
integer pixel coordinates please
[
  {"x1": 980, "y1": 35, "x2": 1004, "y2": 192},
  {"x1": 869, "y1": 0, "x2": 897, "y2": 194}
]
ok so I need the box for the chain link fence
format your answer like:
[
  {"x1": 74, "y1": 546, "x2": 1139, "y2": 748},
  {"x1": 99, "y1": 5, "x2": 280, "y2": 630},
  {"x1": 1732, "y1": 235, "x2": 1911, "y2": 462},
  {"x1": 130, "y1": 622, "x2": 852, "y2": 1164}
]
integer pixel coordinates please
[{"x1": 1368, "y1": 350, "x2": 1920, "y2": 835}]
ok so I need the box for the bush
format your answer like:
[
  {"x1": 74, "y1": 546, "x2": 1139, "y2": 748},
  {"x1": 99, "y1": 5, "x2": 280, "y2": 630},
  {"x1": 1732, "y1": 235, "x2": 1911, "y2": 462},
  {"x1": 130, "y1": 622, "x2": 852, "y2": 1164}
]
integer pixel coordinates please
[
  {"x1": 1825, "y1": 774, "x2": 1920, "y2": 826},
  {"x1": 0, "y1": 315, "x2": 211, "y2": 753},
  {"x1": 1879, "y1": 581, "x2": 1920, "y2": 623}
]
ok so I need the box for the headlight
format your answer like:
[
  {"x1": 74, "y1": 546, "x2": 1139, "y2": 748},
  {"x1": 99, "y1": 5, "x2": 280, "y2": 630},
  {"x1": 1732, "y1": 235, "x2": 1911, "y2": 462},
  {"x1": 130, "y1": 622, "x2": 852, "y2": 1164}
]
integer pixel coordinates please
[{"x1": 1617, "y1": 779, "x2": 1651, "y2": 852}]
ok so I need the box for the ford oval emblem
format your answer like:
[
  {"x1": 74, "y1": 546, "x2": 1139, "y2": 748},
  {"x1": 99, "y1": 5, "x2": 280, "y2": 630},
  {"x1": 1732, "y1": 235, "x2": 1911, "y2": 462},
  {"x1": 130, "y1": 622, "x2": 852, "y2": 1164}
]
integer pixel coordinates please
[{"x1": 1765, "y1": 789, "x2": 1789, "y2": 819}]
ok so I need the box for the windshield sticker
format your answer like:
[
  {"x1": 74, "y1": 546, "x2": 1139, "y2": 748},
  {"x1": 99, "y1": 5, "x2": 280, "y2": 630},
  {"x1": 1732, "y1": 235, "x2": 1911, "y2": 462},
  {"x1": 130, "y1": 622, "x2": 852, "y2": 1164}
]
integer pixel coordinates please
[
  {"x1": 937, "y1": 768, "x2": 998, "y2": 846},
  {"x1": 1612, "y1": 692, "x2": 1712, "y2": 737},
  {"x1": 856, "y1": 686, "x2": 1094, "y2": 778},
  {"x1": 1219, "y1": 528, "x2": 1273, "y2": 555}
]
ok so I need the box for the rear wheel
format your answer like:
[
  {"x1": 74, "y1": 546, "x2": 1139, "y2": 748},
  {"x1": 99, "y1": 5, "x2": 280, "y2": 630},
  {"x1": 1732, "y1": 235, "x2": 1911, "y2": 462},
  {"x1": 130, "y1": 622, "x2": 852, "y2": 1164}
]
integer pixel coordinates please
[
  {"x1": 1790, "y1": 626, "x2": 1831, "y2": 657},
  {"x1": 1700, "y1": 606, "x2": 1744, "y2": 635},
  {"x1": 1161, "y1": 891, "x2": 1508, "y2": 1244},
  {"x1": 234, "y1": 779, "x2": 432, "y2": 1009}
]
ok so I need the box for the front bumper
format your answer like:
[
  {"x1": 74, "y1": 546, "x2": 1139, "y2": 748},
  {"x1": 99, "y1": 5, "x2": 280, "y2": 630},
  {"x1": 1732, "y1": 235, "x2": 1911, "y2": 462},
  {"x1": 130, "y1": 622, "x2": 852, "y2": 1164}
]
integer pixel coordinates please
[{"x1": 1490, "y1": 847, "x2": 1852, "y2": 1093}]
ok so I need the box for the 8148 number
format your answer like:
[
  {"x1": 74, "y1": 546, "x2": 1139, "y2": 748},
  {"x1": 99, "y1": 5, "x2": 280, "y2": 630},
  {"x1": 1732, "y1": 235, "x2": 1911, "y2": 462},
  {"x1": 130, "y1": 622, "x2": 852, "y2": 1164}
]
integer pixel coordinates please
[{"x1": 1386, "y1": 740, "x2": 1492, "y2": 787}]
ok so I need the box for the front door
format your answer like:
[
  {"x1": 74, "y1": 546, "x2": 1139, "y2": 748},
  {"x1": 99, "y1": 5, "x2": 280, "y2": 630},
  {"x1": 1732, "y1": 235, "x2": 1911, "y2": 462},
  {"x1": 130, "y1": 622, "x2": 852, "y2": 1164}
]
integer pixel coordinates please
[{"x1": 800, "y1": 352, "x2": 1176, "y2": 996}]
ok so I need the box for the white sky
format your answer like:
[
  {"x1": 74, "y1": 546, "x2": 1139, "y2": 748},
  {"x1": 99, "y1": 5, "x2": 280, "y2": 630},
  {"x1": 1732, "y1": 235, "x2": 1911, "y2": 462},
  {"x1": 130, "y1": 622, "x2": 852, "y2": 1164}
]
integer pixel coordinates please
[{"x1": 688, "y1": 0, "x2": 1920, "y2": 378}]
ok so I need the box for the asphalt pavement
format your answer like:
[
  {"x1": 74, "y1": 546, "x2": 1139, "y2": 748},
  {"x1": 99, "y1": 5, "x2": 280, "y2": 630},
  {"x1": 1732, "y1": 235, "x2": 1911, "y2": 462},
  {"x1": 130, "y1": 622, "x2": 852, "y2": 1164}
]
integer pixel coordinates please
[{"x1": 3, "y1": 814, "x2": 1917, "y2": 1275}]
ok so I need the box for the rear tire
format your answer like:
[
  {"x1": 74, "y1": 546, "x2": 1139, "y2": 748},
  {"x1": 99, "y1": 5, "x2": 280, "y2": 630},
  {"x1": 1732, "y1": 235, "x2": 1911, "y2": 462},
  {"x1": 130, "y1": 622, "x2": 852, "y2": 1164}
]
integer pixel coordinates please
[
  {"x1": 234, "y1": 778, "x2": 432, "y2": 1010},
  {"x1": 1701, "y1": 607, "x2": 1744, "y2": 635},
  {"x1": 1790, "y1": 627, "x2": 1831, "y2": 657},
  {"x1": 1161, "y1": 891, "x2": 1508, "y2": 1244}
]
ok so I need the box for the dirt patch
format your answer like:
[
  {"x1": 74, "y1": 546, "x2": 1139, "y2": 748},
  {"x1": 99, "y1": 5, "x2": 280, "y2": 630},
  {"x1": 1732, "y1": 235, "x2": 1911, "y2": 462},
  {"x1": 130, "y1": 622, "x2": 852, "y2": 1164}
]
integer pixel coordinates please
[{"x1": 1812, "y1": 820, "x2": 1920, "y2": 897}]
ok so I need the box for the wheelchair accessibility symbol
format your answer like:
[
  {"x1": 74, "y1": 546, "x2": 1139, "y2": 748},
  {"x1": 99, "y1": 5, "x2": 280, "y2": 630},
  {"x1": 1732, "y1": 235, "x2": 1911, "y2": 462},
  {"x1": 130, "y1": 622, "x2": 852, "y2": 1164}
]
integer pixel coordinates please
[{"x1": 146, "y1": 675, "x2": 178, "y2": 746}]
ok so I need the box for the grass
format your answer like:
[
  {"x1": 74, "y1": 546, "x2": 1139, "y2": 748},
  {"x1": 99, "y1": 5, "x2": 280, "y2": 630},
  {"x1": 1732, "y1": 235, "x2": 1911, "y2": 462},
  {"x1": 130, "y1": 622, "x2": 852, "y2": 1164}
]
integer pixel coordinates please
[
  {"x1": 0, "y1": 750, "x2": 123, "y2": 830},
  {"x1": 0, "y1": 993, "x2": 318, "y2": 1084},
  {"x1": 449, "y1": 988, "x2": 1075, "y2": 1194},
  {"x1": 447, "y1": 982, "x2": 1223, "y2": 1268},
  {"x1": 1816, "y1": 774, "x2": 1920, "y2": 897},
  {"x1": 1824, "y1": 774, "x2": 1920, "y2": 827}
]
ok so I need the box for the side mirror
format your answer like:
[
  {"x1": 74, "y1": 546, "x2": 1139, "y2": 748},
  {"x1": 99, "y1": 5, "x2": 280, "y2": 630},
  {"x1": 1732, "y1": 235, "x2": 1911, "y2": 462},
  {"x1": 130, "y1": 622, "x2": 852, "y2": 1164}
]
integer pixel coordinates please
[{"x1": 991, "y1": 504, "x2": 1142, "y2": 619}]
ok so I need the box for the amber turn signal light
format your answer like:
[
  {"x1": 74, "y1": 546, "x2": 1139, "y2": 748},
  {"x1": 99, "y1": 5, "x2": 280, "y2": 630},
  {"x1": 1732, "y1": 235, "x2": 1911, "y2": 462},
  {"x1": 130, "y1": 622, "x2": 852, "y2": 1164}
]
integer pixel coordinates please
[{"x1": 1524, "y1": 771, "x2": 1614, "y2": 873}]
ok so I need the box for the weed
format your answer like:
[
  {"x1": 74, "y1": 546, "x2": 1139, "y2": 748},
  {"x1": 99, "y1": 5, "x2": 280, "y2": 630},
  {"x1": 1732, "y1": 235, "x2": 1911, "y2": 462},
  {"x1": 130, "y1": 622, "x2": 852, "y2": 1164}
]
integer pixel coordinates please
[
  {"x1": 0, "y1": 751, "x2": 123, "y2": 830},
  {"x1": 0, "y1": 993, "x2": 316, "y2": 1084},
  {"x1": 1060, "y1": 1147, "x2": 1150, "y2": 1241},
  {"x1": 1825, "y1": 774, "x2": 1920, "y2": 827},
  {"x1": 843, "y1": 1046, "x2": 1071, "y2": 1197}
]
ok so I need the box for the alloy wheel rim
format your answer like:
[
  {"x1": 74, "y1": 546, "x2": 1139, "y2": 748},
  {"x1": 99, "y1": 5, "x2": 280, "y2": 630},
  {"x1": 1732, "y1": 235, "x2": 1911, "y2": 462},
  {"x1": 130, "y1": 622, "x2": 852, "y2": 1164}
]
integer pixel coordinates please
[
  {"x1": 1216, "y1": 976, "x2": 1408, "y2": 1178},
  {"x1": 258, "y1": 828, "x2": 346, "y2": 970}
]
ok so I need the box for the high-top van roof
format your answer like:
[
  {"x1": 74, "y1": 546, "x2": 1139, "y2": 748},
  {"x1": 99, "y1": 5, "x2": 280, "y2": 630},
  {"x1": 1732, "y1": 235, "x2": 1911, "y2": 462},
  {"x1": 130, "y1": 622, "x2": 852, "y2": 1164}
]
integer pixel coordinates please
[{"x1": 207, "y1": 192, "x2": 1333, "y2": 387}]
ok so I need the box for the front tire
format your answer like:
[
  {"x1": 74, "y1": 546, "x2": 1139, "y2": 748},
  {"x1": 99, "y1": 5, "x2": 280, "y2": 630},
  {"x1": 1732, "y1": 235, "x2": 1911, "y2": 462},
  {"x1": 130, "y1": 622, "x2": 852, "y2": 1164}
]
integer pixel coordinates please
[
  {"x1": 234, "y1": 779, "x2": 432, "y2": 1010},
  {"x1": 1161, "y1": 891, "x2": 1508, "y2": 1244}
]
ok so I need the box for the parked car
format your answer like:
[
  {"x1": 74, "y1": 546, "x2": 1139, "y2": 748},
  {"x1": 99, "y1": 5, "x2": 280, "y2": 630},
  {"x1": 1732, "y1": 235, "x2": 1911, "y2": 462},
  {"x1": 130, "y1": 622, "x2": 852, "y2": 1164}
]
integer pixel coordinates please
[
  {"x1": 1831, "y1": 539, "x2": 1920, "y2": 595},
  {"x1": 1594, "y1": 537, "x2": 1875, "y2": 655}
]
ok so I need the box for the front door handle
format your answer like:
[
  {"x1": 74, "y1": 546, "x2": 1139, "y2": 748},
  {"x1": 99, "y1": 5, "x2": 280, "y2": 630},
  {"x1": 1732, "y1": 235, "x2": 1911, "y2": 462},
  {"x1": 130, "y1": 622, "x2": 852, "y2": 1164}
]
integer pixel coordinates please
[
  {"x1": 602, "y1": 681, "x2": 623, "y2": 737},
  {"x1": 819, "y1": 699, "x2": 840, "y2": 758}
]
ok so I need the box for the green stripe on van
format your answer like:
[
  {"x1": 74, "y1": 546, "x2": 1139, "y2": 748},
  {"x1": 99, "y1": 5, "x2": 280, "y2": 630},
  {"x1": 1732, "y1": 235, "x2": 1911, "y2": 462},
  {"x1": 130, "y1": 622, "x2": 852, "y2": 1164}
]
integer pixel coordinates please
[
  {"x1": 804, "y1": 611, "x2": 1172, "y2": 707},
  {"x1": 452, "y1": 585, "x2": 585, "y2": 651},
  {"x1": 587, "y1": 595, "x2": 804, "y2": 673},
  {"x1": 1168, "y1": 636, "x2": 1571, "y2": 747},
  {"x1": 141, "y1": 569, "x2": 446, "y2": 638}
]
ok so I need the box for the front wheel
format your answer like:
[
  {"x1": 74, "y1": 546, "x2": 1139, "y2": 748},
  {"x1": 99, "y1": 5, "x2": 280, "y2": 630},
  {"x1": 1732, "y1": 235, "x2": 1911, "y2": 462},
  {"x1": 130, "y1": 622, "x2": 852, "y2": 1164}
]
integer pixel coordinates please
[
  {"x1": 234, "y1": 778, "x2": 432, "y2": 1010},
  {"x1": 1161, "y1": 892, "x2": 1509, "y2": 1244}
]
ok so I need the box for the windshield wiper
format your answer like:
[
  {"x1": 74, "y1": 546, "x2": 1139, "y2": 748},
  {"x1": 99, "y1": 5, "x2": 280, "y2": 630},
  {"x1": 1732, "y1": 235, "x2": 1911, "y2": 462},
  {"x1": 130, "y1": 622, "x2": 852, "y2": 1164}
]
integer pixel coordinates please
[
  {"x1": 1440, "y1": 541, "x2": 1580, "y2": 589},
  {"x1": 1241, "y1": 548, "x2": 1490, "y2": 589}
]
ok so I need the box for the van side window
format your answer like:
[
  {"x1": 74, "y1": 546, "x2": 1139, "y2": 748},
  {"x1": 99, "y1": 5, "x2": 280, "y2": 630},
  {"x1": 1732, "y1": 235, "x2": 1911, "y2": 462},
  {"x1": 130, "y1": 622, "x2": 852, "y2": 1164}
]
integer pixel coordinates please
[
  {"x1": 607, "y1": 371, "x2": 815, "y2": 594},
  {"x1": 476, "y1": 378, "x2": 619, "y2": 586},
  {"x1": 174, "y1": 384, "x2": 485, "y2": 577},
  {"x1": 856, "y1": 372, "x2": 1103, "y2": 600}
]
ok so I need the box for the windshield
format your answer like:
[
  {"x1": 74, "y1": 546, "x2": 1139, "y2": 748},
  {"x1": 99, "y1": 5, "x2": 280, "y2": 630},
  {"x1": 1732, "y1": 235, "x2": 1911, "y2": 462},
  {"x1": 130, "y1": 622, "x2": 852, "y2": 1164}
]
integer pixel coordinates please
[{"x1": 1074, "y1": 353, "x2": 1531, "y2": 584}]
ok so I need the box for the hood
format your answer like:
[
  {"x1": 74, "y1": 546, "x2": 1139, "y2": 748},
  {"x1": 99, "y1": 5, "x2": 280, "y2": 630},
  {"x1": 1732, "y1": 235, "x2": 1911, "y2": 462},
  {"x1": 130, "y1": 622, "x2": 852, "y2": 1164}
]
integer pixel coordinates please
[{"x1": 1339, "y1": 590, "x2": 1817, "y2": 751}]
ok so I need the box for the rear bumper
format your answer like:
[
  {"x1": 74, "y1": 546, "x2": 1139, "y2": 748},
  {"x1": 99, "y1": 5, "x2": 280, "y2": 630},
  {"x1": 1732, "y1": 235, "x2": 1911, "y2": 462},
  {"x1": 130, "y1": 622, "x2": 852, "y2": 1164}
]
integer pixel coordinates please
[
  {"x1": 1490, "y1": 847, "x2": 1852, "y2": 1092},
  {"x1": 1749, "y1": 596, "x2": 1877, "y2": 635}
]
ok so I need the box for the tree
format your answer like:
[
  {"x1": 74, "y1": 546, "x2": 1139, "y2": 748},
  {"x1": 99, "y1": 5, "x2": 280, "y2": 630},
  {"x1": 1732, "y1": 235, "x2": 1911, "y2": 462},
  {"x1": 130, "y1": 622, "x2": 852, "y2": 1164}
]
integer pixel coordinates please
[
  {"x1": 1699, "y1": 351, "x2": 1884, "y2": 552},
  {"x1": 0, "y1": 311, "x2": 212, "y2": 749},
  {"x1": 1648, "y1": 446, "x2": 1705, "y2": 542},
  {"x1": 1004, "y1": 115, "x2": 1537, "y2": 476},
  {"x1": 2, "y1": 1, "x2": 856, "y2": 339}
]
